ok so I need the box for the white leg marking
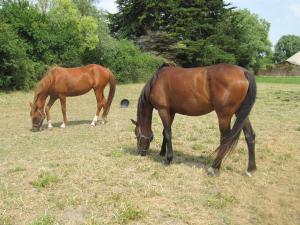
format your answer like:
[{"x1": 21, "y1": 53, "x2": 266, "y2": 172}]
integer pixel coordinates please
[
  {"x1": 207, "y1": 167, "x2": 215, "y2": 175},
  {"x1": 60, "y1": 123, "x2": 66, "y2": 128},
  {"x1": 246, "y1": 171, "x2": 252, "y2": 177},
  {"x1": 91, "y1": 115, "x2": 98, "y2": 126},
  {"x1": 48, "y1": 120, "x2": 53, "y2": 129}
]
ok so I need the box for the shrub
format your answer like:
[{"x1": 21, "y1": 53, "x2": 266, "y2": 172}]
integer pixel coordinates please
[
  {"x1": 0, "y1": 23, "x2": 38, "y2": 90},
  {"x1": 83, "y1": 38, "x2": 164, "y2": 83}
]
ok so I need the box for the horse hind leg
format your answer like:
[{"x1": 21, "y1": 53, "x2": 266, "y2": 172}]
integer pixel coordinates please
[
  {"x1": 243, "y1": 117, "x2": 256, "y2": 175},
  {"x1": 100, "y1": 98, "x2": 109, "y2": 124},
  {"x1": 91, "y1": 89, "x2": 104, "y2": 126},
  {"x1": 208, "y1": 114, "x2": 232, "y2": 175}
]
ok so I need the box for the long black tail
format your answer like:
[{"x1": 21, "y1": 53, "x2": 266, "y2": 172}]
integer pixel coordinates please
[{"x1": 213, "y1": 71, "x2": 257, "y2": 167}]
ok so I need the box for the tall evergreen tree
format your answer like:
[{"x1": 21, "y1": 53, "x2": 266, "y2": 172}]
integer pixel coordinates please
[{"x1": 110, "y1": 0, "x2": 272, "y2": 69}]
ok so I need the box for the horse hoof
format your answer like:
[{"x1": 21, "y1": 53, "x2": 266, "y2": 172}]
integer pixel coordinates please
[
  {"x1": 207, "y1": 167, "x2": 216, "y2": 176},
  {"x1": 246, "y1": 171, "x2": 253, "y2": 177},
  {"x1": 60, "y1": 123, "x2": 66, "y2": 128},
  {"x1": 91, "y1": 122, "x2": 96, "y2": 126},
  {"x1": 140, "y1": 150, "x2": 147, "y2": 156},
  {"x1": 159, "y1": 151, "x2": 166, "y2": 157},
  {"x1": 48, "y1": 124, "x2": 53, "y2": 129},
  {"x1": 165, "y1": 157, "x2": 173, "y2": 165}
]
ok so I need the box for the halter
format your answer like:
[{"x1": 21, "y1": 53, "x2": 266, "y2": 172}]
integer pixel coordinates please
[
  {"x1": 137, "y1": 126, "x2": 153, "y2": 143},
  {"x1": 32, "y1": 108, "x2": 45, "y2": 129}
]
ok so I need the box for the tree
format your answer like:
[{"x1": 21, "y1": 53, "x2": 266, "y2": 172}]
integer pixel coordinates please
[
  {"x1": 212, "y1": 9, "x2": 272, "y2": 73},
  {"x1": 0, "y1": 0, "x2": 164, "y2": 89},
  {"x1": 273, "y1": 35, "x2": 300, "y2": 63},
  {"x1": 110, "y1": 1, "x2": 272, "y2": 70}
]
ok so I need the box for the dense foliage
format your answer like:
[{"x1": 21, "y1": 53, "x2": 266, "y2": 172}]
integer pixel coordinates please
[
  {"x1": 0, "y1": 0, "x2": 163, "y2": 90},
  {"x1": 1, "y1": 0, "x2": 275, "y2": 90},
  {"x1": 273, "y1": 35, "x2": 300, "y2": 63},
  {"x1": 110, "y1": 0, "x2": 272, "y2": 71}
]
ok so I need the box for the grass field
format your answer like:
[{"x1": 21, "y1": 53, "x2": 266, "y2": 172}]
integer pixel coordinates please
[
  {"x1": 256, "y1": 75, "x2": 300, "y2": 84},
  {"x1": 0, "y1": 81, "x2": 300, "y2": 225}
]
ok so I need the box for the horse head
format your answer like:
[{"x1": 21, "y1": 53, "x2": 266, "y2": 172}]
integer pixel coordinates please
[{"x1": 30, "y1": 102, "x2": 45, "y2": 132}]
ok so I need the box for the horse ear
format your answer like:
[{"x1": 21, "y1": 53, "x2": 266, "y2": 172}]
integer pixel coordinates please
[
  {"x1": 130, "y1": 119, "x2": 138, "y2": 126},
  {"x1": 29, "y1": 102, "x2": 34, "y2": 108}
]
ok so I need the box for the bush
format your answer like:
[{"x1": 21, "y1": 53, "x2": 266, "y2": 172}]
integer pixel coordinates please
[
  {"x1": 0, "y1": 23, "x2": 38, "y2": 90},
  {"x1": 83, "y1": 39, "x2": 164, "y2": 83},
  {"x1": 0, "y1": 0, "x2": 164, "y2": 90}
]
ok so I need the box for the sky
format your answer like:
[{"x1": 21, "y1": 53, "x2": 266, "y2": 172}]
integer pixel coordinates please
[{"x1": 97, "y1": 0, "x2": 300, "y2": 47}]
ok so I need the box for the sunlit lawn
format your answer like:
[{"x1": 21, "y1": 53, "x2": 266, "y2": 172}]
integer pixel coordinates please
[{"x1": 0, "y1": 81, "x2": 299, "y2": 225}]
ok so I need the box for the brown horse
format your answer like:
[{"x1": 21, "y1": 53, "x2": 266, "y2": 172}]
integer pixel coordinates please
[
  {"x1": 131, "y1": 63, "x2": 257, "y2": 175},
  {"x1": 30, "y1": 64, "x2": 116, "y2": 132}
]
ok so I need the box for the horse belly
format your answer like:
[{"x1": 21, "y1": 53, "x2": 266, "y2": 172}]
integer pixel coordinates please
[
  {"x1": 55, "y1": 74, "x2": 94, "y2": 96},
  {"x1": 171, "y1": 100, "x2": 213, "y2": 116}
]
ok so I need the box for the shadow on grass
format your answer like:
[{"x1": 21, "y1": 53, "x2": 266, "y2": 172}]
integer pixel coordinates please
[
  {"x1": 41, "y1": 120, "x2": 91, "y2": 129},
  {"x1": 123, "y1": 147, "x2": 214, "y2": 169}
]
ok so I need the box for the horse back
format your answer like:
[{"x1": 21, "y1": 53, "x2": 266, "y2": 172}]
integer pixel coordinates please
[
  {"x1": 46, "y1": 64, "x2": 110, "y2": 96},
  {"x1": 149, "y1": 64, "x2": 249, "y2": 116}
]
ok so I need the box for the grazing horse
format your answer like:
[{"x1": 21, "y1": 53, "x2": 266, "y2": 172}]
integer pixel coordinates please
[
  {"x1": 131, "y1": 63, "x2": 257, "y2": 175},
  {"x1": 30, "y1": 64, "x2": 116, "y2": 132}
]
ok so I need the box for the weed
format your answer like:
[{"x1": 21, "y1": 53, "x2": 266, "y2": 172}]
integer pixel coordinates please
[
  {"x1": 31, "y1": 172, "x2": 59, "y2": 188},
  {"x1": 7, "y1": 166, "x2": 26, "y2": 173},
  {"x1": 29, "y1": 215, "x2": 55, "y2": 225},
  {"x1": 204, "y1": 192, "x2": 238, "y2": 209},
  {"x1": 118, "y1": 204, "x2": 144, "y2": 225},
  {"x1": 0, "y1": 216, "x2": 13, "y2": 225}
]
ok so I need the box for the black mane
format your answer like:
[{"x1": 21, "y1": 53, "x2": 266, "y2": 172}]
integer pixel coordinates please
[{"x1": 137, "y1": 63, "x2": 172, "y2": 122}]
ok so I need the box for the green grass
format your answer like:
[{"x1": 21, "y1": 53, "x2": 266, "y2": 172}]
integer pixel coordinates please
[
  {"x1": 31, "y1": 172, "x2": 59, "y2": 188},
  {"x1": 7, "y1": 166, "x2": 26, "y2": 173},
  {"x1": 256, "y1": 76, "x2": 300, "y2": 84},
  {"x1": 29, "y1": 215, "x2": 55, "y2": 225},
  {"x1": 118, "y1": 204, "x2": 144, "y2": 225},
  {"x1": 204, "y1": 192, "x2": 238, "y2": 210},
  {"x1": 0, "y1": 216, "x2": 13, "y2": 225},
  {"x1": 0, "y1": 83, "x2": 300, "y2": 225}
]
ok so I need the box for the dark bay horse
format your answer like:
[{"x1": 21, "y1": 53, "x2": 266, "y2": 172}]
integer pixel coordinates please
[
  {"x1": 30, "y1": 64, "x2": 116, "y2": 131},
  {"x1": 131, "y1": 63, "x2": 256, "y2": 175}
]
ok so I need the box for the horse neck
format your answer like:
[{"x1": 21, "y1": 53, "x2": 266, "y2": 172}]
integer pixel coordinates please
[
  {"x1": 34, "y1": 92, "x2": 47, "y2": 110},
  {"x1": 34, "y1": 76, "x2": 50, "y2": 109},
  {"x1": 137, "y1": 100, "x2": 153, "y2": 134}
]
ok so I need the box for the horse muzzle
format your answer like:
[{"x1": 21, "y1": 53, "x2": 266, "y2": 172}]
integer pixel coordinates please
[{"x1": 138, "y1": 149, "x2": 147, "y2": 156}]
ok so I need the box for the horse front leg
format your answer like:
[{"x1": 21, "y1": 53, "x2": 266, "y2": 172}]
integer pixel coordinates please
[
  {"x1": 45, "y1": 96, "x2": 57, "y2": 129},
  {"x1": 160, "y1": 113, "x2": 175, "y2": 157},
  {"x1": 59, "y1": 96, "x2": 67, "y2": 128},
  {"x1": 158, "y1": 110, "x2": 174, "y2": 164}
]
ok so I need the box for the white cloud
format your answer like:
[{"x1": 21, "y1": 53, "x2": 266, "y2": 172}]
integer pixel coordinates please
[{"x1": 289, "y1": 3, "x2": 300, "y2": 18}]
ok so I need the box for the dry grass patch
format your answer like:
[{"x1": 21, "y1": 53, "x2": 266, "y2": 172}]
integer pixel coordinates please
[{"x1": 0, "y1": 83, "x2": 299, "y2": 224}]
